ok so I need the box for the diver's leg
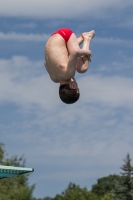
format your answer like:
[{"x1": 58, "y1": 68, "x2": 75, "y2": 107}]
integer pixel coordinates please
[
  {"x1": 76, "y1": 30, "x2": 95, "y2": 73},
  {"x1": 77, "y1": 35, "x2": 84, "y2": 45},
  {"x1": 64, "y1": 32, "x2": 92, "y2": 78},
  {"x1": 82, "y1": 31, "x2": 95, "y2": 49}
]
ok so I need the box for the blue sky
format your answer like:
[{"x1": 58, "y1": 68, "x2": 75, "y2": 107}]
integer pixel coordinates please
[{"x1": 0, "y1": 0, "x2": 133, "y2": 198}]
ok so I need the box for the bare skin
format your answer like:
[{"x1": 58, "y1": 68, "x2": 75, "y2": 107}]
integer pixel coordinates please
[{"x1": 45, "y1": 30, "x2": 95, "y2": 91}]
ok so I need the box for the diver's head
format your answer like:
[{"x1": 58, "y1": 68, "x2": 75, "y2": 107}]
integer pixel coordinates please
[{"x1": 59, "y1": 84, "x2": 80, "y2": 104}]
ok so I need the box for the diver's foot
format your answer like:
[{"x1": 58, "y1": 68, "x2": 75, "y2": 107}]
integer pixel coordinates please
[{"x1": 82, "y1": 30, "x2": 95, "y2": 41}]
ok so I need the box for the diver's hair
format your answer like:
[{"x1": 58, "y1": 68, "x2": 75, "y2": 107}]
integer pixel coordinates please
[{"x1": 59, "y1": 84, "x2": 80, "y2": 104}]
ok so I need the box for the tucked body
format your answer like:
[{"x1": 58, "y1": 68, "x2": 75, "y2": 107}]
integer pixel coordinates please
[{"x1": 45, "y1": 28, "x2": 95, "y2": 104}]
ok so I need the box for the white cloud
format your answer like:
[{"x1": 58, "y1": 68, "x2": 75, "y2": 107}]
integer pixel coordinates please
[
  {"x1": 0, "y1": 32, "x2": 49, "y2": 42},
  {"x1": 94, "y1": 37, "x2": 133, "y2": 48},
  {"x1": 0, "y1": 56, "x2": 60, "y2": 110},
  {"x1": 79, "y1": 74, "x2": 133, "y2": 109},
  {"x1": 0, "y1": 0, "x2": 133, "y2": 19},
  {"x1": 0, "y1": 56, "x2": 133, "y2": 110},
  {"x1": 14, "y1": 22, "x2": 37, "y2": 29}
]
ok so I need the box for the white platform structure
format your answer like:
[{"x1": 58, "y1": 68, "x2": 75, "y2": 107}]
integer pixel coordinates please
[{"x1": 0, "y1": 165, "x2": 34, "y2": 179}]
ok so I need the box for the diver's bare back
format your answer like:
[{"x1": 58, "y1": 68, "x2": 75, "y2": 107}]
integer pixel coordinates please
[{"x1": 45, "y1": 34, "x2": 69, "y2": 83}]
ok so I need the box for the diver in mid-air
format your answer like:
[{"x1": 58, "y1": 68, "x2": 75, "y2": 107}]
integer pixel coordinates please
[{"x1": 44, "y1": 28, "x2": 95, "y2": 104}]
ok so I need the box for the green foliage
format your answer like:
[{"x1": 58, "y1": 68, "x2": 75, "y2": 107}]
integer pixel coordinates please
[
  {"x1": 100, "y1": 191, "x2": 121, "y2": 200},
  {"x1": 0, "y1": 142, "x2": 35, "y2": 200},
  {"x1": 91, "y1": 174, "x2": 121, "y2": 197},
  {"x1": 0, "y1": 143, "x2": 5, "y2": 163},
  {"x1": 113, "y1": 153, "x2": 133, "y2": 200},
  {"x1": 101, "y1": 192, "x2": 112, "y2": 200},
  {"x1": 2, "y1": 142, "x2": 133, "y2": 200},
  {"x1": 36, "y1": 197, "x2": 53, "y2": 200},
  {"x1": 53, "y1": 182, "x2": 98, "y2": 200}
]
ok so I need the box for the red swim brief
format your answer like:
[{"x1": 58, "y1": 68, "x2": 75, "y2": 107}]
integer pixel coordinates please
[{"x1": 51, "y1": 28, "x2": 73, "y2": 43}]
